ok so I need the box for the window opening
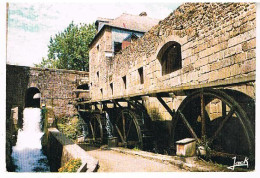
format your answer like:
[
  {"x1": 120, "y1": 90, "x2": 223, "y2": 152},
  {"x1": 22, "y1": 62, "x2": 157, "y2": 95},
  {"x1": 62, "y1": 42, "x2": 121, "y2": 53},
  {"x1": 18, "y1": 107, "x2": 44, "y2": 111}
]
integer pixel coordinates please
[
  {"x1": 110, "y1": 83, "x2": 113, "y2": 95},
  {"x1": 138, "y1": 67, "x2": 144, "y2": 84},
  {"x1": 159, "y1": 42, "x2": 182, "y2": 75},
  {"x1": 122, "y1": 76, "x2": 127, "y2": 89},
  {"x1": 97, "y1": 71, "x2": 99, "y2": 81},
  {"x1": 114, "y1": 42, "x2": 122, "y2": 53}
]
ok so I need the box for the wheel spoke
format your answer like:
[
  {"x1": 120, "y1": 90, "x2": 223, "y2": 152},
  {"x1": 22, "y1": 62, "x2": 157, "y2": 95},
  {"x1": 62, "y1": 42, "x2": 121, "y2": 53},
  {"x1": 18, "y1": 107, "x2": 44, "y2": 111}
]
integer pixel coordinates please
[
  {"x1": 178, "y1": 110, "x2": 198, "y2": 140},
  {"x1": 200, "y1": 92, "x2": 206, "y2": 137},
  {"x1": 126, "y1": 119, "x2": 133, "y2": 139},
  {"x1": 89, "y1": 121, "x2": 95, "y2": 140},
  {"x1": 122, "y1": 112, "x2": 126, "y2": 140},
  {"x1": 115, "y1": 124, "x2": 125, "y2": 143},
  {"x1": 209, "y1": 106, "x2": 235, "y2": 143}
]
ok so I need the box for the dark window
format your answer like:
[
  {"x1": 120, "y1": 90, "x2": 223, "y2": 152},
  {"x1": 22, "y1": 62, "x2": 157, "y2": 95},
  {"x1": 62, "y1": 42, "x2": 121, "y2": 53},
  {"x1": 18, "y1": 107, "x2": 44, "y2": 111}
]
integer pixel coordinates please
[
  {"x1": 97, "y1": 71, "x2": 99, "y2": 81},
  {"x1": 77, "y1": 84, "x2": 89, "y2": 90},
  {"x1": 159, "y1": 42, "x2": 182, "y2": 75},
  {"x1": 110, "y1": 83, "x2": 113, "y2": 95},
  {"x1": 100, "y1": 88, "x2": 103, "y2": 96},
  {"x1": 122, "y1": 76, "x2": 126, "y2": 89},
  {"x1": 138, "y1": 67, "x2": 144, "y2": 84},
  {"x1": 114, "y1": 42, "x2": 122, "y2": 53}
]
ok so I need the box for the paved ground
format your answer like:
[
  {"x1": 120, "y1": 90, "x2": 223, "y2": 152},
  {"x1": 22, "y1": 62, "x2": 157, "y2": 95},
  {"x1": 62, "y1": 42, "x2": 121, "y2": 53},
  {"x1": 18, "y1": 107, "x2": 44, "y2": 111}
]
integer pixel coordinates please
[
  {"x1": 79, "y1": 144, "x2": 251, "y2": 172},
  {"x1": 79, "y1": 144, "x2": 186, "y2": 172}
]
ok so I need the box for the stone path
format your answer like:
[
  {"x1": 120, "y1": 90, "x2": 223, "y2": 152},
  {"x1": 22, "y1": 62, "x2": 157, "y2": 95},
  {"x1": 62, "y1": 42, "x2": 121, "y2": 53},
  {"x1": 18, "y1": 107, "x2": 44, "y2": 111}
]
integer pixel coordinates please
[{"x1": 79, "y1": 145, "x2": 186, "y2": 172}]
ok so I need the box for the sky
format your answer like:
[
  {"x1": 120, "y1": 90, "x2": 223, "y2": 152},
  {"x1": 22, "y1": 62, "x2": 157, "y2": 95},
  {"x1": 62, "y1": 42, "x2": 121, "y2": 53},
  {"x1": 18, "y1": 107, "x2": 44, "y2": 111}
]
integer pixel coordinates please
[{"x1": 6, "y1": 2, "x2": 181, "y2": 67}]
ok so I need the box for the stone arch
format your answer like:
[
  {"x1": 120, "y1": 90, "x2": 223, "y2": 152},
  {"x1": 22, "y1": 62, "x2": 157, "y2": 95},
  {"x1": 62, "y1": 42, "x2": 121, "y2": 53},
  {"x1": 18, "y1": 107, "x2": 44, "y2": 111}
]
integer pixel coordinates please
[
  {"x1": 25, "y1": 87, "x2": 41, "y2": 108},
  {"x1": 155, "y1": 34, "x2": 186, "y2": 76},
  {"x1": 157, "y1": 41, "x2": 182, "y2": 75}
]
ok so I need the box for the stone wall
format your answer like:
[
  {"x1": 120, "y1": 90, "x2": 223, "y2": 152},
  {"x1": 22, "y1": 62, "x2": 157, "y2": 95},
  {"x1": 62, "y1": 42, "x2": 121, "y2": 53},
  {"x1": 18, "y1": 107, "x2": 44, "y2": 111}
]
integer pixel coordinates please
[
  {"x1": 89, "y1": 3, "x2": 256, "y2": 121},
  {"x1": 6, "y1": 64, "x2": 89, "y2": 120},
  {"x1": 89, "y1": 27, "x2": 112, "y2": 99},
  {"x1": 46, "y1": 128, "x2": 98, "y2": 172}
]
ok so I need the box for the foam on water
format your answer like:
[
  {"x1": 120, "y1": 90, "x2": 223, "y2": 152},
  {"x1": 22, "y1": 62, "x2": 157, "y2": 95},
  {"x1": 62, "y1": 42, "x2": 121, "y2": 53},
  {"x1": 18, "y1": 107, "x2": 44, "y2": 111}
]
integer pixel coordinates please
[{"x1": 11, "y1": 108, "x2": 50, "y2": 172}]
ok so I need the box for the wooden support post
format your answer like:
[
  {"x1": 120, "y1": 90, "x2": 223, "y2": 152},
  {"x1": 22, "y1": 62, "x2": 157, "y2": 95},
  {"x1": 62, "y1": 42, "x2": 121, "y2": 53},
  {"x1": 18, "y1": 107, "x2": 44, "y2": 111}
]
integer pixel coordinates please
[
  {"x1": 113, "y1": 100, "x2": 123, "y2": 109},
  {"x1": 200, "y1": 91, "x2": 206, "y2": 137},
  {"x1": 156, "y1": 94, "x2": 175, "y2": 117},
  {"x1": 222, "y1": 101, "x2": 226, "y2": 117},
  {"x1": 103, "y1": 102, "x2": 107, "y2": 111}
]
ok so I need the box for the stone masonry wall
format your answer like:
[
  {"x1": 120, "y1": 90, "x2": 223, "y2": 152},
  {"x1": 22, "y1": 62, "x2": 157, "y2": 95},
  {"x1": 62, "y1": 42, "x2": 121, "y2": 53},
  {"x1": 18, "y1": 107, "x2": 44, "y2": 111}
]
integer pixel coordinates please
[
  {"x1": 88, "y1": 2, "x2": 256, "y2": 126},
  {"x1": 89, "y1": 3, "x2": 256, "y2": 122},
  {"x1": 89, "y1": 27, "x2": 112, "y2": 99},
  {"x1": 6, "y1": 64, "x2": 89, "y2": 120}
]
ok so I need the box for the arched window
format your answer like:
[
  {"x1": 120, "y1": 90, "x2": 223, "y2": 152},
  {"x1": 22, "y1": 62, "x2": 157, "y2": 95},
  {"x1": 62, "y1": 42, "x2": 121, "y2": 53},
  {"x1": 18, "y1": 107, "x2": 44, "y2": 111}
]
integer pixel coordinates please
[{"x1": 158, "y1": 41, "x2": 182, "y2": 75}]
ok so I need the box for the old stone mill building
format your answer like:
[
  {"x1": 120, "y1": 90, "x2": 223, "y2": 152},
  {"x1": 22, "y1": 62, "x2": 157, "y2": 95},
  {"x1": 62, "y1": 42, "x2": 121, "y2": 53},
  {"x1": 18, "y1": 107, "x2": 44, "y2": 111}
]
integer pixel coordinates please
[{"x1": 6, "y1": 2, "x2": 256, "y2": 171}]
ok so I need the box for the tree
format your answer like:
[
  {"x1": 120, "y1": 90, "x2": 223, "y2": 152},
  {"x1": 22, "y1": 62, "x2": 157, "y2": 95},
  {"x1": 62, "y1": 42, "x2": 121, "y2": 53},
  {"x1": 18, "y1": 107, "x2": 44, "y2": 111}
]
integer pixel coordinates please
[{"x1": 35, "y1": 22, "x2": 96, "y2": 71}]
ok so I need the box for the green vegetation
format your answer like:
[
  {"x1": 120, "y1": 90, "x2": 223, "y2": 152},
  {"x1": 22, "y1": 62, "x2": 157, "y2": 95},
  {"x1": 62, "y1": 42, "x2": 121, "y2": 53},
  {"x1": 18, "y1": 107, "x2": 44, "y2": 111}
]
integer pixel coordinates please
[
  {"x1": 57, "y1": 115, "x2": 83, "y2": 140},
  {"x1": 58, "y1": 159, "x2": 82, "y2": 172},
  {"x1": 35, "y1": 22, "x2": 96, "y2": 71}
]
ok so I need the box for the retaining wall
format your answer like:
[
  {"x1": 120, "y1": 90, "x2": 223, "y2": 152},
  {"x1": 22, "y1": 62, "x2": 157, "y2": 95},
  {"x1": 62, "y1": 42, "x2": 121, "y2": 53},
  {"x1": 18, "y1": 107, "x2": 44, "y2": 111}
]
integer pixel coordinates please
[{"x1": 46, "y1": 128, "x2": 99, "y2": 172}]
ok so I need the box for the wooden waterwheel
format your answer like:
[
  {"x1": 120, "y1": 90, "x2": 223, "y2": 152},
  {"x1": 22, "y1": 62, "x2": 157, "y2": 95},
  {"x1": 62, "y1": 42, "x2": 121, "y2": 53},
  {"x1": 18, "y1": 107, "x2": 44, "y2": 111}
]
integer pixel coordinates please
[
  {"x1": 113, "y1": 109, "x2": 143, "y2": 149},
  {"x1": 172, "y1": 88, "x2": 255, "y2": 165},
  {"x1": 84, "y1": 114, "x2": 103, "y2": 145}
]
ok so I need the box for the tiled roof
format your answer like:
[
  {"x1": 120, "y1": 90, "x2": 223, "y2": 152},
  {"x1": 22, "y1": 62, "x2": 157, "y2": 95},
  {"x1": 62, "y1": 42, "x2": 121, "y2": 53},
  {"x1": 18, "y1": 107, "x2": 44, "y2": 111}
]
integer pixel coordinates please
[{"x1": 108, "y1": 13, "x2": 160, "y2": 32}]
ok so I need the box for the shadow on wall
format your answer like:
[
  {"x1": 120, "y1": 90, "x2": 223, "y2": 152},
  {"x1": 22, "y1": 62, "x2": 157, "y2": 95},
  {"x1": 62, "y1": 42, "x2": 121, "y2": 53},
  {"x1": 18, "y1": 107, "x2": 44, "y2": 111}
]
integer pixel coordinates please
[
  {"x1": 148, "y1": 108, "x2": 173, "y2": 155},
  {"x1": 6, "y1": 65, "x2": 31, "y2": 171}
]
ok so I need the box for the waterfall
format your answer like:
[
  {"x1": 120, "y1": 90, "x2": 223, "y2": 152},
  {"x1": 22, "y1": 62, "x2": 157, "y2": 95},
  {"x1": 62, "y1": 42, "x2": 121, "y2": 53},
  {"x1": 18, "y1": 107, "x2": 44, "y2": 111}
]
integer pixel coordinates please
[{"x1": 11, "y1": 108, "x2": 50, "y2": 172}]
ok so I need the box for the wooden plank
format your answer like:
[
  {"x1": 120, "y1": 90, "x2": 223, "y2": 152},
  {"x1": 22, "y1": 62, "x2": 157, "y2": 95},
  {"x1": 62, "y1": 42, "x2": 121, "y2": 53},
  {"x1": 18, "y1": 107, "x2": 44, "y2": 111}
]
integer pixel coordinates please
[{"x1": 79, "y1": 75, "x2": 255, "y2": 105}]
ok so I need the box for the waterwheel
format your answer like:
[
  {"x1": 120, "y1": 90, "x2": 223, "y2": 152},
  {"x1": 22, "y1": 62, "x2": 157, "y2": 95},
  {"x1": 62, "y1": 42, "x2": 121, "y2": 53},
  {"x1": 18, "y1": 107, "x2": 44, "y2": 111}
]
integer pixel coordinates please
[
  {"x1": 113, "y1": 109, "x2": 143, "y2": 149},
  {"x1": 172, "y1": 88, "x2": 255, "y2": 166},
  {"x1": 85, "y1": 114, "x2": 103, "y2": 145}
]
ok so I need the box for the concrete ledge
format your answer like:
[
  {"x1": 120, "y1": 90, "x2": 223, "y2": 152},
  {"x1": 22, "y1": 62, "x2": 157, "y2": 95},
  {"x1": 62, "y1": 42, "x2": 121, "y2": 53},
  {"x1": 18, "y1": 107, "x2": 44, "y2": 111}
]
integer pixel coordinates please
[{"x1": 47, "y1": 128, "x2": 99, "y2": 172}]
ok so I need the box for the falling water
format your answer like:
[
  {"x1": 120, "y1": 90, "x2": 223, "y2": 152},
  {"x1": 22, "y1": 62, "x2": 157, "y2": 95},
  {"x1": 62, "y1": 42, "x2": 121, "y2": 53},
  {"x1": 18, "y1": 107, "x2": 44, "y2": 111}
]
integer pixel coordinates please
[{"x1": 11, "y1": 108, "x2": 50, "y2": 172}]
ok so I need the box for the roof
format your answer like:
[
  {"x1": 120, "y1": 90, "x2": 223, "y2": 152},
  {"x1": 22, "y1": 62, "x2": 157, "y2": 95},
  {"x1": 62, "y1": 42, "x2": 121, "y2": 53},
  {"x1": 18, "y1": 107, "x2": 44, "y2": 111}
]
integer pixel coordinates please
[
  {"x1": 108, "y1": 13, "x2": 160, "y2": 33},
  {"x1": 90, "y1": 12, "x2": 160, "y2": 47},
  {"x1": 95, "y1": 17, "x2": 113, "y2": 26}
]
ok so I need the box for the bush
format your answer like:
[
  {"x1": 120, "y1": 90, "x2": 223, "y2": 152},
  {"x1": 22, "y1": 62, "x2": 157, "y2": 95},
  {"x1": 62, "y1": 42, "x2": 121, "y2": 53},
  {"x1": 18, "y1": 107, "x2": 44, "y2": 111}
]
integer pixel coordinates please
[
  {"x1": 57, "y1": 115, "x2": 83, "y2": 140},
  {"x1": 58, "y1": 159, "x2": 82, "y2": 172}
]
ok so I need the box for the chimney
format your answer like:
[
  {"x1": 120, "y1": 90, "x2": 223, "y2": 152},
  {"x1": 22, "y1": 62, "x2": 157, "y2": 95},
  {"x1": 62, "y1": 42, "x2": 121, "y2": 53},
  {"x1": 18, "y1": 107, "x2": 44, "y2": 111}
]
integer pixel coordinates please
[{"x1": 139, "y1": 12, "x2": 147, "y2": 16}]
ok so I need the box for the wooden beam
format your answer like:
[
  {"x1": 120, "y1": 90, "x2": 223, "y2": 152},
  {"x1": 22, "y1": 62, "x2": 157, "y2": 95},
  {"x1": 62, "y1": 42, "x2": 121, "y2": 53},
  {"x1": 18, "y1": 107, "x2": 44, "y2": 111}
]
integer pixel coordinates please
[
  {"x1": 80, "y1": 75, "x2": 255, "y2": 104},
  {"x1": 156, "y1": 94, "x2": 175, "y2": 117}
]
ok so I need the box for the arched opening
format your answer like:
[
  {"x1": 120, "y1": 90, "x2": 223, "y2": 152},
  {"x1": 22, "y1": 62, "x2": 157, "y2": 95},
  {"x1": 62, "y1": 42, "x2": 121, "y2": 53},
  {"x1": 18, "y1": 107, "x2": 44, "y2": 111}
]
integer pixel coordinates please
[
  {"x1": 25, "y1": 87, "x2": 41, "y2": 108},
  {"x1": 157, "y1": 41, "x2": 182, "y2": 75}
]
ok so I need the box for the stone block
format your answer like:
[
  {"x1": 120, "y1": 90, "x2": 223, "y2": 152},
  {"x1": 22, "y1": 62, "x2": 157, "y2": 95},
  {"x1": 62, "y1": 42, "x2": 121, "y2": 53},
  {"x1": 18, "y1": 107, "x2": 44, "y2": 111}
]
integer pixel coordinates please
[
  {"x1": 176, "y1": 138, "x2": 196, "y2": 157},
  {"x1": 108, "y1": 137, "x2": 118, "y2": 147},
  {"x1": 208, "y1": 51, "x2": 223, "y2": 64},
  {"x1": 224, "y1": 44, "x2": 242, "y2": 58},
  {"x1": 218, "y1": 67, "x2": 231, "y2": 79},
  {"x1": 230, "y1": 64, "x2": 241, "y2": 77},
  {"x1": 241, "y1": 59, "x2": 256, "y2": 74},
  {"x1": 198, "y1": 73, "x2": 209, "y2": 83},
  {"x1": 232, "y1": 52, "x2": 247, "y2": 63},
  {"x1": 242, "y1": 38, "x2": 256, "y2": 52},
  {"x1": 194, "y1": 57, "x2": 208, "y2": 69}
]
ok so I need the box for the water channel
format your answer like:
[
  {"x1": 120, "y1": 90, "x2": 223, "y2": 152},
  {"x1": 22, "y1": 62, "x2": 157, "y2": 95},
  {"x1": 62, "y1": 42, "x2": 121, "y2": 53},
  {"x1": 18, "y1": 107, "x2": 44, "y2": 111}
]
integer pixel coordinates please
[{"x1": 11, "y1": 108, "x2": 50, "y2": 172}]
